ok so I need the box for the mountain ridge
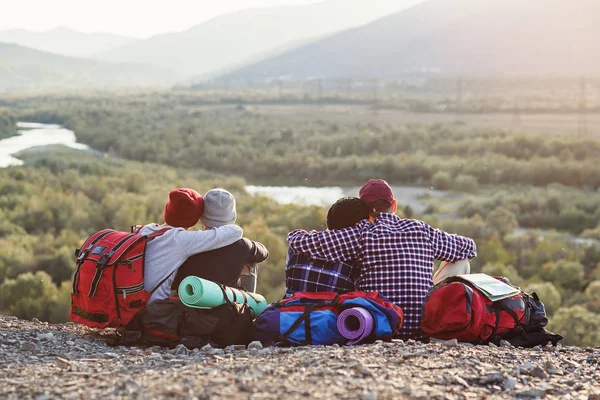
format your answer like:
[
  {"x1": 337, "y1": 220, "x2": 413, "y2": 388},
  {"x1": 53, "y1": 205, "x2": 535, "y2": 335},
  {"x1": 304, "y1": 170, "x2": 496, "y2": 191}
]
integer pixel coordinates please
[
  {"x1": 0, "y1": 27, "x2": 136, "y2": 57},
  {"x1": 0, "y1": 42, "x2": 177, "y2": 92},
  {"x1": 221, "y1": 0, "x2": 600, "y2": 80},
  {"x1": 96, "y1": 0, "x2": 422, "y2": 78}
]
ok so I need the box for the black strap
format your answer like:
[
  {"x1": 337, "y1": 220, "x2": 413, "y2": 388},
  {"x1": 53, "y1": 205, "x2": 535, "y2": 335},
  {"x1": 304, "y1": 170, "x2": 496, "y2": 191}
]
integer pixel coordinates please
[
  {"x1": 88, "y1": 264, "x2": 105, "y2": 298},
  {"x1": 97, "y1": 234, "x2": 136, "y2": 267},
  {"x1": 490, "y1": 301, "x2": 526, "y2": 343},
  {"x1": 76, "y1": 230, "x2": 113, "y2": 263},
  {"x1": 278, "y1": 303, "x2": 318, "y2": 346},
  {"x1": 240, "y1": 290, "x2": 248, "y2": 305},
  {"x1": 331, "y1": 294, "x2": 340, "y2": 305},
  {"x1": 71, "y1": 306, "x2": 109, "y2": 323},
  {"x1": 277, "y1": 298, "x2": 337, "y2": 345},
  {"x1": 89, "y1": 233, "x2": 138, "y2": 297},
  {"x1": 246, "y1": 292, "x2": 261, "y2": 302},
  {"x1": 149, "y1": 270, "x2": 177, "y2": 296},
  {"x1": 491, "y1": 303, "x2": 502, "y2": 338},
  {"x1": 498, "y1": 302, "x2": 525, "y2": 331},
  {"x1": 213, "y1": 284, "x2": 237, "y2": 309},
  {"x1": 72, "y1": 230, "x2": 112, "y2": 295}
]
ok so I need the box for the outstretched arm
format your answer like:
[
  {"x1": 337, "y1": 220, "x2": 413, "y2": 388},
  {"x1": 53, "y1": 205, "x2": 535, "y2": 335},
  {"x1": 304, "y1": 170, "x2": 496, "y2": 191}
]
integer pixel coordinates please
[
  {"x1": 286, "y1": 226, "x2": 361, "y2": 263},
  {"x1": 422, "y1": 221, "x2": 477, "y2": 262},
  {"x1": 175, "y1": 225, "x2": 244, "y2": 259}
]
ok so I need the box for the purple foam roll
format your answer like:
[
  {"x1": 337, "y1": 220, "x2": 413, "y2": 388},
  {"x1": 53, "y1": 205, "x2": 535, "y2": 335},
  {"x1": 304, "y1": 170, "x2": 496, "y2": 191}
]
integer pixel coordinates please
[{"x1": 337, "y1": 307, "x2": 374, "y2": 345}]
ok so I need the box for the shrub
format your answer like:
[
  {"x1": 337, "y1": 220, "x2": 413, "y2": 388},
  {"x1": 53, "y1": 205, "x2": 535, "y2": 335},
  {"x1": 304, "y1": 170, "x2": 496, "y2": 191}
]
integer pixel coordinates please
[
  {"x1": 549, "y1": 306, "x2": 600, "y2": 347},
  {"x1": 454, "y1": 174, "x2": 478, "y2": 193},
  {"x1": 584, "y1": 280, "x2": 600, "y2": 313},
  {"x1": 525, "y1": 282, "x2": 562, "y2": 316},
  {"x1": 432, "y1": 171, "x2": 451, "y2": 190}
]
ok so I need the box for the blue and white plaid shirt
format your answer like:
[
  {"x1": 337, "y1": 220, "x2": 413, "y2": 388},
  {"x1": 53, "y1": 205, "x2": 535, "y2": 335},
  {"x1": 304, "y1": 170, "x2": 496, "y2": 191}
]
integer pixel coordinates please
[
  {"x1": 284, "y1": 248, "x2": 359, "y2": 297},
  {"x1": 287, "y1": 213, "x2": 477, "y2": 340}
]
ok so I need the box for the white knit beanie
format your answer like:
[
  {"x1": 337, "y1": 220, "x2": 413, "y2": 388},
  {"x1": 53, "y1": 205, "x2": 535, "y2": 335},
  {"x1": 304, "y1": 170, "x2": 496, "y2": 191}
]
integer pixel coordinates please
[{"x1": 201, "y1": 189, "x2": 237, "y2": 228}]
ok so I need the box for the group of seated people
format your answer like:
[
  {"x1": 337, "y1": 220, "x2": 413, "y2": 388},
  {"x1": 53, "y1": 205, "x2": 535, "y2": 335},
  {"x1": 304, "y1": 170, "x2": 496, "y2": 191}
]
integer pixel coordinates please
[{"x1": 143, "y1": 179, "x2": 477, "y2": 340}]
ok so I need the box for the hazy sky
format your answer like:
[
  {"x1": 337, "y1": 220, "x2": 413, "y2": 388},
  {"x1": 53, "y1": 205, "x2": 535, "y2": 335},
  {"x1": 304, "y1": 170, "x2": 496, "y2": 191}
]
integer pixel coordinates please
[{"x1": 0, "y1": 0, "x2": 323, "y2": 38}]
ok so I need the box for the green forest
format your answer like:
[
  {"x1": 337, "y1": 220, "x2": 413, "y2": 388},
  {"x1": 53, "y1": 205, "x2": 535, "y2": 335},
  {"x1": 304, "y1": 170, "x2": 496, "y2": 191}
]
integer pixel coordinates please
[
  {"x1": 0, "y1": 113, "x2": 16, "y2": 139},
  {"x1": 0, "y1": 91, "x2": 599, "y2": 347}
]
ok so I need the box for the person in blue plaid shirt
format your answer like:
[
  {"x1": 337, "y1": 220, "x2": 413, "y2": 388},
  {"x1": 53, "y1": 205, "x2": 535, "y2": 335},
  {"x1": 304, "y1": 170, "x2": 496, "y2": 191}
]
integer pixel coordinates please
[
  {"x1": 287, "y1": 179, "x2": 477, "y2": 340},
  {"x1": 285, "y1": 197, "x2": 370, "y2": 298}
]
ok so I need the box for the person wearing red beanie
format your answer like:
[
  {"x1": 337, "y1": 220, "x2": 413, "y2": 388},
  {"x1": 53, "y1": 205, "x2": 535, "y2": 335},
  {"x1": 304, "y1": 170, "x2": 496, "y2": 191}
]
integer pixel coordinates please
[
  {"x1": 163, "y1": 188, "x2": 205, "y2": 229},
  {"x1": 137, "y1": 188, "x2": 244, "y2": 304}
]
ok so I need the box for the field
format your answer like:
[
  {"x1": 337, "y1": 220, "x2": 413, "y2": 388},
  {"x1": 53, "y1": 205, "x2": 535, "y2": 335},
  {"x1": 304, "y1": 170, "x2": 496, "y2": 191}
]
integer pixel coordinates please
[{"x1": 250, "y1": 104, "x2": 600, "y2": 136}]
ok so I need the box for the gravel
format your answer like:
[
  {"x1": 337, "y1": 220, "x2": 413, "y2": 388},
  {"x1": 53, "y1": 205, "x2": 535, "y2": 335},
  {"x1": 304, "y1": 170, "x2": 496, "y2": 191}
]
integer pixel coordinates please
[{"x1": 1, "y1": 315, "x2": 599, "y2": 399}]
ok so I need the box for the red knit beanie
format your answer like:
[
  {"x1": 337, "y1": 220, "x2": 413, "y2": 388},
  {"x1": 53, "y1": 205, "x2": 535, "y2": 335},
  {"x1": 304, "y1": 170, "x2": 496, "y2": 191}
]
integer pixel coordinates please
[{"x1": 164, "y1": 188, "x2": 204, "y2": 229}]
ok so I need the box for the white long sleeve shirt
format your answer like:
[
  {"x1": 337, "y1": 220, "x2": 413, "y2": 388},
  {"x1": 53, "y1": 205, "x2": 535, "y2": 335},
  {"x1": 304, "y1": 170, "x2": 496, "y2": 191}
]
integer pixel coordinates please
[{"x1": 139, "y1": 223, "x2": 243, "y2": 304}]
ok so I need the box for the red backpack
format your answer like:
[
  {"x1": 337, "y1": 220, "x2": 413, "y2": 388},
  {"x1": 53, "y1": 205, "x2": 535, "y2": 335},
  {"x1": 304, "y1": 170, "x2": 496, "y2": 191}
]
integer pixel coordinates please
[
  {"x1": 421, "y1": 276, "x2": 562, "y2": 347},
  {"x1": 70, "y1": 227, "x2": 170, "y2": 328}
]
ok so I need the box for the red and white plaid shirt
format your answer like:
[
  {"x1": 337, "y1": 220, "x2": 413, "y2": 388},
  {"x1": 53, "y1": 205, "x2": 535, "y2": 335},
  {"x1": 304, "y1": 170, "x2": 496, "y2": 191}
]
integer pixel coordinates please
[{"x1": 287, "y1": 213, "x2": 477, "y2": 340}]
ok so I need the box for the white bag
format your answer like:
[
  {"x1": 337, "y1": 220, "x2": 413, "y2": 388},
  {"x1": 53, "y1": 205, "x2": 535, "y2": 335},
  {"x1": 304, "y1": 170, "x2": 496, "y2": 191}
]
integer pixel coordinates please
[{"x1": 433, "y1": 259, "x2": 471, "y2": 285}]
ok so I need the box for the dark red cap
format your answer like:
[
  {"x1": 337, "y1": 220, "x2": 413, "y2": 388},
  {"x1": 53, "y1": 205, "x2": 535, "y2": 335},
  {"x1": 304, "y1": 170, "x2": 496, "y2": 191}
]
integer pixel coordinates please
[
  {"x1": 164, "y1": 188, "x2": 204, "y2": 228},
  {"x1": 359, "y1": 179, "x2": 394, "y2": 212}
]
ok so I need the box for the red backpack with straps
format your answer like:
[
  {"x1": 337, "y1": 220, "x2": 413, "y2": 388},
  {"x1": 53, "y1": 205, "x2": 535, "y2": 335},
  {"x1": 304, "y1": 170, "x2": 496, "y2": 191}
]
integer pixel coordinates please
[
  {"x1": 70, "y1": 226, "x2": 170, "y2": 328},
  {"x1": 421, "y1": 276, "x2": 563, "y2": 347}
]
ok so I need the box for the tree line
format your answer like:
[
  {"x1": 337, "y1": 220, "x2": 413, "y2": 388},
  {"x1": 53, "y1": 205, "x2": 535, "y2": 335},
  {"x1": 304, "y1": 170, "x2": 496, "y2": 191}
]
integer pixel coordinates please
[
  {"x1": 4, "y1": 92, "x2": 600, "y2": 191},
  {"x1": 0, "y1": 113, "x2": 16, "y2": 139}
]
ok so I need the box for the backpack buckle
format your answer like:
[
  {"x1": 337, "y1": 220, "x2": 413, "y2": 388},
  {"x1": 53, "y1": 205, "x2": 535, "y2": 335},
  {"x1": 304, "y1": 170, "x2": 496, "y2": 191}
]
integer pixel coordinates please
[
  {"x1": 97, "y1": 250, "x2": 115, "y2": 267},
  {"x1": 76, "y1": 243, "x2": 94, "y2": 263}
]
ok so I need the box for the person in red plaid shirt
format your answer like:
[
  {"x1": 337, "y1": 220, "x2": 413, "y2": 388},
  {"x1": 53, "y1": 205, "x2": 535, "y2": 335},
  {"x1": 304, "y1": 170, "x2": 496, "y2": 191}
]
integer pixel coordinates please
[{"x1": 287, "y1": 179, "x2": 477, "y2": 340}]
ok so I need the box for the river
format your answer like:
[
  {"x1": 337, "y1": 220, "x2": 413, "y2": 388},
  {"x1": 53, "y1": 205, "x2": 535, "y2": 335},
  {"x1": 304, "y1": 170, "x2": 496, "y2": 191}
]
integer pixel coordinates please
[
  {"x1": 245, "y1": 185, "x2": 452, "y2": 213},
  {"x1": 1, "y1": 122, "x2": 451, "y2": 212},
  {"x1": 0, "y1": 122, "x2": 89, "y2": 167}
]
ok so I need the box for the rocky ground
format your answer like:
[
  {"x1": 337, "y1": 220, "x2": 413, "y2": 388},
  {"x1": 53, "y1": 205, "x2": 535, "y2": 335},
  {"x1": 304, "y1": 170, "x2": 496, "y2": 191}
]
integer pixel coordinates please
[{"x1": 1, "y1": 316, "x2": 599, "y2": 400}]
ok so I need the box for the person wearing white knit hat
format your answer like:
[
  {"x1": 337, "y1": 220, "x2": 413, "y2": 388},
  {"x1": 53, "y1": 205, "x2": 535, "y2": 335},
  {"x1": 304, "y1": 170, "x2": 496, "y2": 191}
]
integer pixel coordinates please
[
  {"x1": 172, "y1": 188, "x2": 268, "y2": 293},
  {"x1": 200, "y1": 189, "x2": 238, "y2": 228}
]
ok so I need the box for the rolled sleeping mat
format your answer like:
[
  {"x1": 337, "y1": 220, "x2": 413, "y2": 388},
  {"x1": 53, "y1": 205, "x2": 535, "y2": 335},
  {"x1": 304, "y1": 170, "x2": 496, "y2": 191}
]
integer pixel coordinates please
[
  {"x1": 178, "y1": 276, "x2": 268, "y2": 317},
  {"x1": 337, "y1": 307, "x2": 374, "y2": 345}
]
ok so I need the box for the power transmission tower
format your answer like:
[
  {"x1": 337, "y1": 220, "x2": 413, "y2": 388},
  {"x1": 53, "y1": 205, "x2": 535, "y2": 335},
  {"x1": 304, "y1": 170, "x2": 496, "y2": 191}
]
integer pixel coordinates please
[
  {"x1": 373, "y1": 78, "x2": 380, "y2": 113},
  {"x1": 512, "y1": 96, "x2": 522, "y2": 126},
  {"x1": 317, "y1": 79, "x2": 323, "y2": 103},
  {"x1": 277, "y1": 79, "x2": 283, "y2": 101},
  {"x1": 578, "y1": 76, "x2": 587, "y2": 135},
  {"x1": 455, "y1": 78, "x2": 465, "y2": 121}
]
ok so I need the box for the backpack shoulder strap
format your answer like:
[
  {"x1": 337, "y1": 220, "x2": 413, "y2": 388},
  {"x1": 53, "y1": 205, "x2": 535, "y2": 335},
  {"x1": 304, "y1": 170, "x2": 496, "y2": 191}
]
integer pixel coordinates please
[
  {"x1": 149, "y1": 270, "x2": 177, "y2": 296},
  {"x1": 146, "y1": 227, "x2": 172, "y2": 241},
  {"x1": 131, "y1": 224, "x2": 172, "y2": 240}
]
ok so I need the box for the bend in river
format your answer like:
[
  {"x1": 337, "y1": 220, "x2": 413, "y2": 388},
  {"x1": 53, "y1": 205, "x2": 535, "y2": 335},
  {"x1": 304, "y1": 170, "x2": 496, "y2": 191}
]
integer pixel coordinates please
[{"x1": 0, "y1": 122, "x2": 89, "y2": 168}]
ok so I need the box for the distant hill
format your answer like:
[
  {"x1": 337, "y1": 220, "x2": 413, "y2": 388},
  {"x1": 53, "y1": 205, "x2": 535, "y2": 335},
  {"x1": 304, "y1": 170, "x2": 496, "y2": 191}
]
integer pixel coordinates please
[
  {"x1": 0, "y1": 43, "x2": 177, "y2": 92},
  {"x1": 97, "y1": 0, "x2": 422, "y2": 78},
  {"x1": 222, "y1": 0, "x2": 600, "y2": 80},
  {"x1": 0, "y1": 27, "x2": 135, "y2": 57}
]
